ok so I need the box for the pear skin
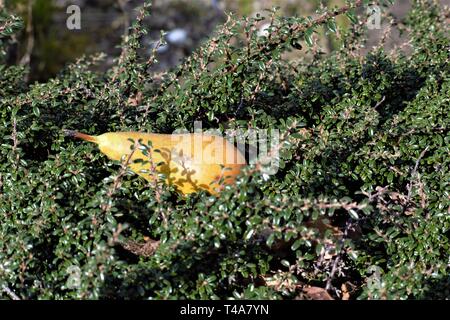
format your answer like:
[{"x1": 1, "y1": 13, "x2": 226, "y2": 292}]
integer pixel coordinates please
[{"x1": 64, "y1": 130, "x2": 246, "y2": 195}]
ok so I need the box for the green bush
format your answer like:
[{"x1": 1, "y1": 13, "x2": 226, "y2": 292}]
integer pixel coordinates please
[{"x1": 0, "y1": 0, "x2": 449, "y2": 299}]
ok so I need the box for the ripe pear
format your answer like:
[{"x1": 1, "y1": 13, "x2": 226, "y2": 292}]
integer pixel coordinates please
[{"x1": 64, "y1": 130, "x2": 246, "y2": 195}]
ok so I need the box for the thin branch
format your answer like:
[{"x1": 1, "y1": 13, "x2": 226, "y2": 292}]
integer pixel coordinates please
[
  {"x1": 2, "y1": 284, "x2": 21, "y2": 300},
  {"x1": 11, "y1": 117, "x2": 20, "y2": 167},
  {"x1": 325, "y1": 255, "x2": 341, "y2": 291}
]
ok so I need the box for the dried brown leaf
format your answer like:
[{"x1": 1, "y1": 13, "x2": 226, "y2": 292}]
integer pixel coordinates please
[{"x1": 302, "y1": 286, "x2": 334, "y2": 300}]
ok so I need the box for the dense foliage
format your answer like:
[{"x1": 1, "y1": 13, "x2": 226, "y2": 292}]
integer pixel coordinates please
[{"x1": 0, "y1": 0, "x2": 449, "y2": 299}]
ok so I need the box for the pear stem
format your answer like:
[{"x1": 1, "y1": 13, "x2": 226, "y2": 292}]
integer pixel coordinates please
[{"x1": 63, "y1": 129, "x2": 97, "y2": 143}]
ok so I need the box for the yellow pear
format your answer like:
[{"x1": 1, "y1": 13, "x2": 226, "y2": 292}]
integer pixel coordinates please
[{"x1": 64, "y1": 130, "x2": 246, "y2": 195}]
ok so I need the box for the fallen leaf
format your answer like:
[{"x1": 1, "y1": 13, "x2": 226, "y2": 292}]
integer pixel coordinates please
[
  {"x1": 302, "y1": 286, "x2": 334, "y2": 300},
  {"x1": 341, "y1": 283, "x2": 350, "y2": 300},
  {"x1": 122, "y1": 238, "x2": 160, "y2": 257}
]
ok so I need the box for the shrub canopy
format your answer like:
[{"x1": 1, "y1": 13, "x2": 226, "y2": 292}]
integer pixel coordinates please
[{"x1": 0, "y1": 0, "x2": 449, "y2": 299}]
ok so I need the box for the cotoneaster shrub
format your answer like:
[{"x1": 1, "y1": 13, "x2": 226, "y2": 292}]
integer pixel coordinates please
[{"x1": 0, "y1": 0, "x2": 449, "y2": 299}]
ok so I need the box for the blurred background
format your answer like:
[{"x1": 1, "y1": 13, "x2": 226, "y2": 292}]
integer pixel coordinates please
[{"x1": 0, "y1": 0, "x2": 436, "y2": 82}]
